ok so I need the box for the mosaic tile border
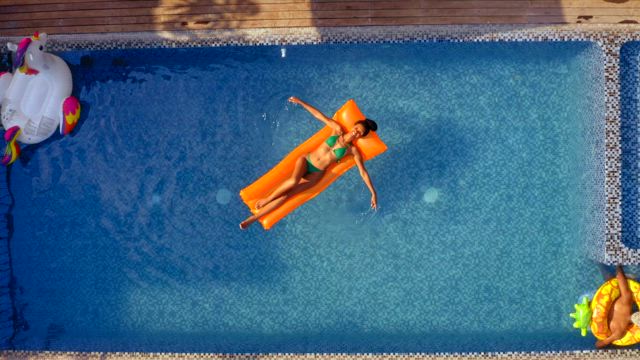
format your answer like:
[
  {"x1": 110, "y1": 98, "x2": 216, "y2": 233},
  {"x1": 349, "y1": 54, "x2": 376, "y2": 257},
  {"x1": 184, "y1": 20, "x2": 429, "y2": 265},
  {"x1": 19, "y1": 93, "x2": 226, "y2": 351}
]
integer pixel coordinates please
[
  {"x1": 2, "y1": 349, "x2": 640, "y2": 360},
  {"x1": 1, "y1": 24, "x2": 640, "y2": 359}
]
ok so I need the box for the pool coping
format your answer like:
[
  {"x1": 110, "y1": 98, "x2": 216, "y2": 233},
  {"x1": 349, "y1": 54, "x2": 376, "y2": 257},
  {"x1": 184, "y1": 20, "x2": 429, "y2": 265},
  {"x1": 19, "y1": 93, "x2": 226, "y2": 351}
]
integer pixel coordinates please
[
  {"x1": 2, "y1": 24, "x2": 640, "y2": 358},
  {"x1": 2, "y1": 349, "x2": 640, "y2": 359}
]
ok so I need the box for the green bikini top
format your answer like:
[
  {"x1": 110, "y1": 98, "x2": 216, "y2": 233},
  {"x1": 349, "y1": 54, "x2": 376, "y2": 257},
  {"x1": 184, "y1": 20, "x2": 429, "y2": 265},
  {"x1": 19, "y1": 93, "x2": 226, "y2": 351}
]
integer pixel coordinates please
[{"x1": 326, "y1": 135, "x2": 348, "y2": 161}]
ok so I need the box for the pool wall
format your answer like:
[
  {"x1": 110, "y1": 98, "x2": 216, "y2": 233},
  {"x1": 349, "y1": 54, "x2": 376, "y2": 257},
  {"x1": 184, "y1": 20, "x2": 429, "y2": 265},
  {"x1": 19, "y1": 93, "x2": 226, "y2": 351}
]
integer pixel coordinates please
[
  {"x1": 0, "y1": 23, "x2": 639, "y2": 359},
  {"x1": 0, "y1": 166, "x2": 16, "y2": 347}
]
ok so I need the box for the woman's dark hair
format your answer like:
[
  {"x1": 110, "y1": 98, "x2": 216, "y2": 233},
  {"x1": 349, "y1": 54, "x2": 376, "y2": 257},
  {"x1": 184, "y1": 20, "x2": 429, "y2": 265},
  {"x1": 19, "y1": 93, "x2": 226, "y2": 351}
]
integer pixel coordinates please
[{"x1": 355, "y1": 118, "x2": 378, "y2": 137}]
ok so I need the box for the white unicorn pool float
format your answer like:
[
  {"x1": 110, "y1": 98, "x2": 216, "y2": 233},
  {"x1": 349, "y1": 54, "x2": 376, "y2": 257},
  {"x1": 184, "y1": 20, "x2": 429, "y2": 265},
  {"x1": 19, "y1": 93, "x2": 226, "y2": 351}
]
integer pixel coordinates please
[{"x1": 0, "y1": 32, "x2": 80, "y2": 165}]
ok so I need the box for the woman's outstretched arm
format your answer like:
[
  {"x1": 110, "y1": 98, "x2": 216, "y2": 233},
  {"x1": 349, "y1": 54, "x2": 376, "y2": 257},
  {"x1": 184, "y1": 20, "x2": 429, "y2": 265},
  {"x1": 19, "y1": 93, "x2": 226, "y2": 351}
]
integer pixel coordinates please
[
  {"x1": 289, "y1": 97, "x2": 342, "y2": 134},
  {"x1": 352, "y1": 146, "x2": 378, "y2": 210}
]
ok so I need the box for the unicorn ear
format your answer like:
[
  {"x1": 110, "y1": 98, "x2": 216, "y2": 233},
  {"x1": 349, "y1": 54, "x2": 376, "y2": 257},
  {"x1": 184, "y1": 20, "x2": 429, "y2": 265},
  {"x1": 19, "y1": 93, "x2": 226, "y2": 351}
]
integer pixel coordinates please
[
  {"x1": 40, "y1": 33, "x2": 48, "y2": 44},
  {"x1": 7, "y1": 42, "x2": 17, "y2": 52}
]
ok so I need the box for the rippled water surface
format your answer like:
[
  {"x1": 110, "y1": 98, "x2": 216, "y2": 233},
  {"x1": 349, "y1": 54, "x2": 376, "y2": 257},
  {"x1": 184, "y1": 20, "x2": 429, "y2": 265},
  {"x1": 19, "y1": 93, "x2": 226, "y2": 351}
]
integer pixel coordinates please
[{"x1": 8, "y1": 42, "x2": 605, "y2": 353}]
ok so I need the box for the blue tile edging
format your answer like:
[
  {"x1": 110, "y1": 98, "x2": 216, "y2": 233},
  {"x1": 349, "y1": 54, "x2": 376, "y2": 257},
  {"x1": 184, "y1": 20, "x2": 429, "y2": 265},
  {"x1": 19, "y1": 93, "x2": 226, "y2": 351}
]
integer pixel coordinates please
[{"x1": 3, "y1": 349, "x2": 640, "y2": 359}]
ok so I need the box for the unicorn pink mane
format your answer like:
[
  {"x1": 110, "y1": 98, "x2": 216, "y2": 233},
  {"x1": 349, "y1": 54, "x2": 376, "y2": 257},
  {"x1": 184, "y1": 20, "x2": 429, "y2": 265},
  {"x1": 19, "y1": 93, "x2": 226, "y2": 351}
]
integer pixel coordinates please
[
  {"x1": 13, "y1": 37, "x2": 31, "y2": 72},
  {"x1": 14, "y1": 33, "x2": 40, "y2": 75}
]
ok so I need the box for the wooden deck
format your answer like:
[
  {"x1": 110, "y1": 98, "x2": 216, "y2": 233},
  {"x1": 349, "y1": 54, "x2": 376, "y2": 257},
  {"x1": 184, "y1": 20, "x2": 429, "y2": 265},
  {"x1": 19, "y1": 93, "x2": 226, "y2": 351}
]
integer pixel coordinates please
[{"x1": 1, "y1": 0, "x2": 640, "y2": 37}]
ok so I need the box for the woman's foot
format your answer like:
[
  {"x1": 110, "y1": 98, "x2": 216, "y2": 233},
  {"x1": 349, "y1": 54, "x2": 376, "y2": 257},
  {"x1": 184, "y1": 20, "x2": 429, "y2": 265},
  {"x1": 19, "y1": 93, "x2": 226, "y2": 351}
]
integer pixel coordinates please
[{"x1": 239, "y1": 217, "x2": 256, "y2": 230}]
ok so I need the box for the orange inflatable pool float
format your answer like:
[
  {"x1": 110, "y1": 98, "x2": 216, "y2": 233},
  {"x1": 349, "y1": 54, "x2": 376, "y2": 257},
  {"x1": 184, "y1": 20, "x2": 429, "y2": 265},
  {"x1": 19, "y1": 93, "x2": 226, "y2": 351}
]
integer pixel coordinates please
[
  {"x1": 239, "y1": 99, "x2": 388, "y2": 230},
  {"x1": 591, "y1": 278, "x2": 640, "y2": 346}
]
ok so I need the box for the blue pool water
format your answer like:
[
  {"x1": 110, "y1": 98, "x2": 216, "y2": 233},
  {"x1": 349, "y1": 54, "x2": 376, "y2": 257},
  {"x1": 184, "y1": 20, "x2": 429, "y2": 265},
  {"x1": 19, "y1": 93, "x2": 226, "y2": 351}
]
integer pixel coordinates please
[
  {"x1": 621, "y1": 41, "x2": 640, "y2": 250},
  {"x1": 5, "y1": 41, "x2": 606, "y2": 353}
]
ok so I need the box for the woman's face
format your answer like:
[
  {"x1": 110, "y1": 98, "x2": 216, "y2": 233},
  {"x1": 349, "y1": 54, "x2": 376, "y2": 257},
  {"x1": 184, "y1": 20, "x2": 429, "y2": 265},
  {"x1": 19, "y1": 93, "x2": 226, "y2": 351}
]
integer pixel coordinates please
[{"x1": 350, "y1": 124, "x2": 366, "y2": 139}]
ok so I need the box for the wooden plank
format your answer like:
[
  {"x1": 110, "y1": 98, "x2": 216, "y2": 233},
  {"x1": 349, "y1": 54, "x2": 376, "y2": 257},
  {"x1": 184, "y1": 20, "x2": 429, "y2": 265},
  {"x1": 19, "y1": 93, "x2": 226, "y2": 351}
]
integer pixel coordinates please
[
  {"x1": 0, "y1": 3, "x2": 307, "y2": 21},
  {"x1": 0, "y1": 1, "x2": 160, "y2": 14},
  {"x1": 528, "y1": 7, "x2": 640, "y2": 16},
  {"x1": 0, "y1": 2, "x2": 427, "y2": 21},
  {"x1": 527, "y1": 15, "x2": 640, "y2": 23},
  {"x1": 0, "y1": 0, "x2": 312, "y2": 6},
  {"x1": 531, "y1": 0, "x2": 640, "y2": 8},
  {"x1": 0, "y1": 0, "x2": 535, "y2": 15},
  {"x1": 0, "y1": 15, "x2": 534, "y2": 37},
  {"x1": 0, "y1": 7, "x2": 550, "y2": 30},
  {"x1": 1, "y1": 0, "x2": 118, "y2": 5},
  {"x1": 6, "y1": 16, "x2": 640, "y2": 36},
  {"x1": 0, "y1": 5, "x2": 549, "y2": 23},
  {"x1": 9, "y1": 5, "x2": 637, "y2": 20},
  {"x1": 4, "y1": 1, "x2": 634, "y2": 22},
  {"x1": 315, "y1": 16, "x2": 530, "y2": 26},
  {"x1": 1, "y1": 0, "x2": 637, "y2": 36},
  {"x1": 3, "y1": 0, "x2": 634, "y2": 7}
]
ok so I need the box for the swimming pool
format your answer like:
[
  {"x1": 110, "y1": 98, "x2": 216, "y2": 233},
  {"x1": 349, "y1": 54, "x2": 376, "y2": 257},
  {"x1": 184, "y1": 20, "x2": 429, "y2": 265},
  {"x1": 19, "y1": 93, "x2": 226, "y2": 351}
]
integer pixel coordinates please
[{"x1": 4, "y1": 41, "x2": 606, "y2": 353}]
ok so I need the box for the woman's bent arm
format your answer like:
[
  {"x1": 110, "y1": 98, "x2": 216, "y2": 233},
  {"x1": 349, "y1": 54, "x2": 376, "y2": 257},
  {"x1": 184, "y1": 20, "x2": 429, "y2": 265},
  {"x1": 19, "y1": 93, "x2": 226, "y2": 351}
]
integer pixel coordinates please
[{"x1": 289, "y1": 97, "x2": 342, "y2": 133}]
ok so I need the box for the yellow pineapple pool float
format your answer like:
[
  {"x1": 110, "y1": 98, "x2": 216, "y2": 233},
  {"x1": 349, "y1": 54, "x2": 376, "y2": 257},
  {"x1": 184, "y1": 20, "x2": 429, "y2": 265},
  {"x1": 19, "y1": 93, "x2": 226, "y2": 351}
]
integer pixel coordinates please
[{"x1": 590, "y1": 278, "x2": 640, "y2": 346}]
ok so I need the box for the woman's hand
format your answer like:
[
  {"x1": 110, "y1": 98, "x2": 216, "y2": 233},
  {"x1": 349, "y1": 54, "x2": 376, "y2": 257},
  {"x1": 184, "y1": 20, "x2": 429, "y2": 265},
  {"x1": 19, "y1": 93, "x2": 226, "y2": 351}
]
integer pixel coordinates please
[
  {"x1": 289, "y1": 97, "x2": 337, "y2": 129},
  {"x1": 370, "y1": 194, "x2": 378, "y2": 210},
  {"x1": 288, "y1": 96, "x2": 302, "y2": 105}
]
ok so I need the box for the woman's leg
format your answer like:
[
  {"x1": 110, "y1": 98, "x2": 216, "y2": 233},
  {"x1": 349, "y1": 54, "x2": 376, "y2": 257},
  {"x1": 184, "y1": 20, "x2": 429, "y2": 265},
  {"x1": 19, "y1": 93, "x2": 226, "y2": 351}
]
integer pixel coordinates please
[
  {"x1": 255, "y1": 156, "x2": 309, "y2": 209},
  {"x1": 240, "y1": 172, "x2": 323, "y2": 229},
  {"x1": 240, "y1": 195, "x2": 289, "y2": 229}
]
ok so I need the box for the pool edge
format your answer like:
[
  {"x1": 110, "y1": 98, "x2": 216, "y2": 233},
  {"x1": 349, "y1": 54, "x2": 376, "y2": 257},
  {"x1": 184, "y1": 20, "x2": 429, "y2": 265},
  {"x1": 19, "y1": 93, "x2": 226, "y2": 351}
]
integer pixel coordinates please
[{"x1": 3, "y1": 349, "x2": 640, "y2": 359}]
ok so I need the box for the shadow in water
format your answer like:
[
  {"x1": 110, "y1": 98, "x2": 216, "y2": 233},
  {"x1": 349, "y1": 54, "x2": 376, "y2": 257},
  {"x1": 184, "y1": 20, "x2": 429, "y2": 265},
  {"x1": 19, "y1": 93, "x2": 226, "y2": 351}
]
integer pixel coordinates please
[
  {"x1": 0, "y1": 168, "x2": 29, "y2": 350},
  {"x1": 57, "y1": 47, "x2": 289, "y2": 287},
  {"x1": 381, "y1": 118, "x2": 475, "y2": 214},
  {"x1": 0, "y1": 51, "x2": 10, "y2": 72},
  {"x1": 0, "y1": 41, "x2": 290, "y2": 350}
]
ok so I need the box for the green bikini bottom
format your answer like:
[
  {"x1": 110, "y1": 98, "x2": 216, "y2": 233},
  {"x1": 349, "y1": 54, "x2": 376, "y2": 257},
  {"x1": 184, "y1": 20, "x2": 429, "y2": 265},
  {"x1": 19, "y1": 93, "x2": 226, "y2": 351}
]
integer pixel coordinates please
[{"x1": 305, "y1": 155, "x2": 323, "y2": 174}]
